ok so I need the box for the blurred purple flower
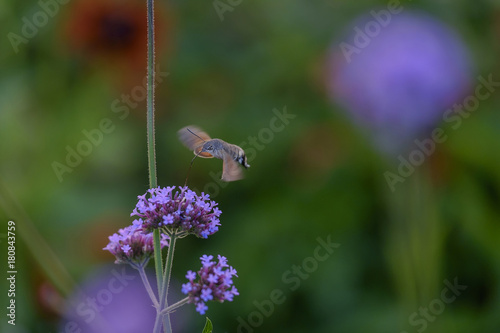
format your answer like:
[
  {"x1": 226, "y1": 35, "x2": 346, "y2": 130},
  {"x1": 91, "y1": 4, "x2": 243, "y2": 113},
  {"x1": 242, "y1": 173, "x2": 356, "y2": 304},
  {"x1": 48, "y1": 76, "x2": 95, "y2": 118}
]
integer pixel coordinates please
[
  {"x1": 182, "y1": 255, "x2": 239, "y2": 315},
  {"x1": 60, "y1": 266, "x2": 186, "y2": 333},
  {"x1": 103, "y1": 224, "x2": 168, "y2": 267},
  {"x1": 328, "y1": 11, "x2": 472, "y2": 153},
  {"x1": 131, "y1": 186, "x2": 221, "y2": 238}
]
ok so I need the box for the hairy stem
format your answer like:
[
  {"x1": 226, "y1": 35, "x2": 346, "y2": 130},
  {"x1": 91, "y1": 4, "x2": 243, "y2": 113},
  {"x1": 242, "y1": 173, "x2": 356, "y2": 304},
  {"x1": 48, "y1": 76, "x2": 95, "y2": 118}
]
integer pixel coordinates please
[
  {"x1": 153, "y1": 234, "x2": 177, "y2": 333},
  {"x1": 145, "y1": 0, "x2": 167, "y2": 331},
  {"x1": 160, "y1": 297, "x2": 189, "y2": 316},
  {"x1": 146, "y1": 0, "x2": 157, "y2": 189},
  {"x1": 137, "y1": 264, "x2": 159, "y2": 308}
]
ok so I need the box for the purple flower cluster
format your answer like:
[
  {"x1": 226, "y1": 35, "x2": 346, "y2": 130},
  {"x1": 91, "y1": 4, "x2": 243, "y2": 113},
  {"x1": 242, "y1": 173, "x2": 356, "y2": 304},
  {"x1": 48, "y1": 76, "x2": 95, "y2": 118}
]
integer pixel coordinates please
[
  {"x1": 103, "y1": 225, "x2": 169, "y2": 266},
  {"x1": 182, "y1": 255, "x2": 239, "y2": 315},
  {"x1": 131, "y1": 186, "x2": 221, "y2": 238},
  {"x1": 328, "y1": 11, "x2": 471, "y2": 154}
]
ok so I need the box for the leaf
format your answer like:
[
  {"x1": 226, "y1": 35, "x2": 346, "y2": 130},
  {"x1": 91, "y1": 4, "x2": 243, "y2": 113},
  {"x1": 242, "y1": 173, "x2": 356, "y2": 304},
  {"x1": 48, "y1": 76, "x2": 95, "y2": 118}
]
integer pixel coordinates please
[{"x1": 202, "y1": 317, "x2": 213, "y2": 333}]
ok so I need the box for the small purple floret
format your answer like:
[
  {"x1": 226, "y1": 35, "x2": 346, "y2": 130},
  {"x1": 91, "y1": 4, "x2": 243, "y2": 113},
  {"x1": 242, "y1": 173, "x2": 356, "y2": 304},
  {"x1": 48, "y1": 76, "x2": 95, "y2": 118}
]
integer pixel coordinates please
[
  {"x1": 103, "y1": 225, "x2": 169, "y2": 266},
  {"x1": 182, "y1": 254, "x2": 239, "y2": 314}
]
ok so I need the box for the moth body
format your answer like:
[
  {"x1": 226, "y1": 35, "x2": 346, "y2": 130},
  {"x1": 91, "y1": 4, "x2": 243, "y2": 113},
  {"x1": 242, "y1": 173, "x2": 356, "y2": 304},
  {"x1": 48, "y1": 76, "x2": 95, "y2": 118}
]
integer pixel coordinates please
[{"x1": 178, "y1": 126, "x2": 250, "y2": 181}]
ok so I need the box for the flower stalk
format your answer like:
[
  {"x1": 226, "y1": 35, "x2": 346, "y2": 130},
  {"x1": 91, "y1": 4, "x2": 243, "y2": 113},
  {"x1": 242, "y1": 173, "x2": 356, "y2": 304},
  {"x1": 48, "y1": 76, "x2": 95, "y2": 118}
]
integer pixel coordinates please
[
  {"x1": 146, "y1": 0, "x2": 157, "y2": 189},
  {"x1": 137, "y1": 265, "x2": 159, "y2": 308},
  {"x1": 145, "y1": 0, "x2": 170, "y2": 330},
  {"x1": 159, "y1": 233, "x2": 177, "y2": 333},
  {"x1": 160, "y1": 297, "x2": 190, "y2": 316}
]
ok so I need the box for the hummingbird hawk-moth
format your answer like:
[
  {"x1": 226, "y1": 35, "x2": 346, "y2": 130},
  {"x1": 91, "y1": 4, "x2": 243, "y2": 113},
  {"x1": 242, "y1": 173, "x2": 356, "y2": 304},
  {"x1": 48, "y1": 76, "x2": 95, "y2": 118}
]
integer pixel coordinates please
[{"x1": 178, "y1": 125, "x2": 250, "y2": 182}]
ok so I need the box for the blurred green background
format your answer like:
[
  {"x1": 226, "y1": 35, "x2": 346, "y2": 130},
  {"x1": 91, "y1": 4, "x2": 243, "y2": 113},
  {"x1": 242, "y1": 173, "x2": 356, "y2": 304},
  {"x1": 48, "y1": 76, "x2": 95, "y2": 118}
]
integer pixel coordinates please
[{"x1": 1, "y1": 0, "x2": 500, "y2": 332}]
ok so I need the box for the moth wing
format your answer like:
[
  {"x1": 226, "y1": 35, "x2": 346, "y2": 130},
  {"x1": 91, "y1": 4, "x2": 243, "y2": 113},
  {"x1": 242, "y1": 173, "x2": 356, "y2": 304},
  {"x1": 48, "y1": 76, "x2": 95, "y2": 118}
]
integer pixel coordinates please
[
  {"x1": 221, "y1": 154, "x2": 243, "y2": 182},
  {"x1": 178, "y1": 125, "x2": 213, "y2": 158},
  {"x1": 178, "y1": 125, "x2": 211, "y2": 149}
]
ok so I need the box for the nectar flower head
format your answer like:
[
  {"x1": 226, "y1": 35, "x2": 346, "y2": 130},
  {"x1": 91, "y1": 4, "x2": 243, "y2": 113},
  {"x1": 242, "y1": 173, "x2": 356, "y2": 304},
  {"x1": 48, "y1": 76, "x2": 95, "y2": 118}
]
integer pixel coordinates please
[
  {"x1": 182, "y1": 254, "x2": 239, "y2": 315},
  {"x1": 103, "y1": 224, "x2": 169, "y2": 266},
  {"x1": 131, "y1": 186, "x2": 221, "y2": 238}
]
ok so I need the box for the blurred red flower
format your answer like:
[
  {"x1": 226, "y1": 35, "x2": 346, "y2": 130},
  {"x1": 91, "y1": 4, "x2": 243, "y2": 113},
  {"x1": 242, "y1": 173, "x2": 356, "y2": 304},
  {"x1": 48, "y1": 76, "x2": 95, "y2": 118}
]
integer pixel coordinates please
[{"x1": 62, "y1": 0, "x2": 172, "y2": 85}]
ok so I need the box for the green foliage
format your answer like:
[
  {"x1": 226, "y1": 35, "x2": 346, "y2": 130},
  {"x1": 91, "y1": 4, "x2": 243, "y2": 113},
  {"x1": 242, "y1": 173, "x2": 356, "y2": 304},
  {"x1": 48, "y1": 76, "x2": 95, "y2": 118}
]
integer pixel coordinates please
[{"x1": 202, "y1": 317, "x2": 213, "y2": 333}]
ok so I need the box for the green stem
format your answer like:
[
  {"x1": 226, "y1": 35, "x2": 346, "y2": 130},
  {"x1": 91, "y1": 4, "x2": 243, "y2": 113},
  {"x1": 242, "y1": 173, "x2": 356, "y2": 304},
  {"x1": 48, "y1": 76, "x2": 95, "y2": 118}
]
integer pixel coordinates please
[
  {"x1": 162, "y1": 234, "x2": 177, "y2": 332},
  {"x1": 146, "y1": 0, "x2": 157, "y2": 189},
  {"x1": 153, "y1": 233, "x2": 176, "y2": 333},
  {"x1": 136, "y1": 264, "x2": 159, "y2": 308},
  {"x1": 145, "y1": 0, "x2": 165, "y2": 330},
  {"x1": 153, "y1": 230, "x2": 163, "y2": 301},
  {"x1": 160, "y1": 297, "x2": 189, "y2": 316}
]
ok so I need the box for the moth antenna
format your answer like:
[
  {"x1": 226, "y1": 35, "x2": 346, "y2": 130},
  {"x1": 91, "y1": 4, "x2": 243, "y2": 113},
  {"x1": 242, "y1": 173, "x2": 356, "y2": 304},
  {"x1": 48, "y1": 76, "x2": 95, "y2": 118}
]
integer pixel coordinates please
[
  {"x1": 184, "y1": 150, "x2": 202, "y2": 187},
  {"x1": 187, "y1": 128, "x2": 207, "y2": 143}
]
